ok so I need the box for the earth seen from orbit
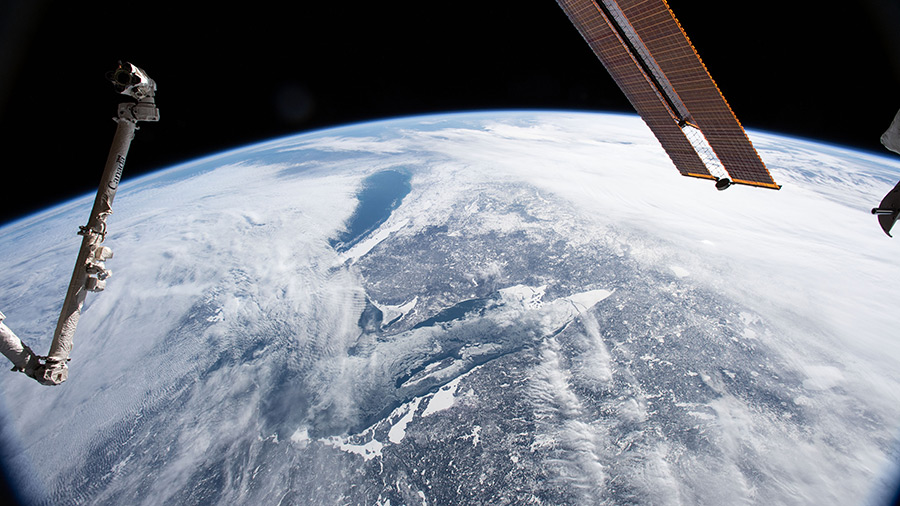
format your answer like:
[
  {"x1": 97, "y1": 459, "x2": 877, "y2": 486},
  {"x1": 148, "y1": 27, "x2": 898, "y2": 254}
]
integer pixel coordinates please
[{"x1": 1, "y1": 110, "x2": 900, "y2": 505}]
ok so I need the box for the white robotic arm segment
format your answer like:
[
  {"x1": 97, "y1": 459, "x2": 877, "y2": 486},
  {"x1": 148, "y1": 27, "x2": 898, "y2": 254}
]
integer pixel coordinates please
[
  {"x1": 0, "y1": 312, "x2": 42, "y2": 381},
  {"x1": 1, "y1": 62, "x2": 158, "y2": 385}
]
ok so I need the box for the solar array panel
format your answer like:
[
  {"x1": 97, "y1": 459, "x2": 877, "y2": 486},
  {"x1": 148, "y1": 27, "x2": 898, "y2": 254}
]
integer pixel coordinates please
[{"x1": 556, "y1": 0, "x2": 779, "y2": 189}]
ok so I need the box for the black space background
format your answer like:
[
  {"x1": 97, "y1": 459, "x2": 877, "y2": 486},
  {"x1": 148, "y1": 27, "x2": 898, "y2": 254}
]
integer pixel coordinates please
[{"x1": 1, "y1": 1, "x2": 899, "y2": 226}]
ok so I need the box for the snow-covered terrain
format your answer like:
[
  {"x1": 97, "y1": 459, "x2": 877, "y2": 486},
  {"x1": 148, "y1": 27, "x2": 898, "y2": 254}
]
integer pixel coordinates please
[{"x1": 1, "y1": 111, "x2": 899, "y2": 505}]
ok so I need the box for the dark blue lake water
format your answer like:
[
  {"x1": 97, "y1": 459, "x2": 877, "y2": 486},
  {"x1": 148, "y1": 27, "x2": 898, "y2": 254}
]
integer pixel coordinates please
[
  {"x1": 330, "y1": 169, "x2": 411, "y2": 252},
  {"x1": 411, "y1": 296, "x2": 497, "y2": 330}
]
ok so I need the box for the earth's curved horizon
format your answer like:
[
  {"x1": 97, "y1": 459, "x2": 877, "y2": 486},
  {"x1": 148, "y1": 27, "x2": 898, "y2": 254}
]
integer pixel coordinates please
[{"x1": 1, "y1": 110, "x2": 899, "y2": 505}]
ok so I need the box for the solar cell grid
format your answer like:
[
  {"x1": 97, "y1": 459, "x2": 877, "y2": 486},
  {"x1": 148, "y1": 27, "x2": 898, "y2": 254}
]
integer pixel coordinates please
[
  {"x1": 556, "y1": 0, "x2": 779, "y2": 188},
  {"x1": 557, "y1": 0, "x2": 713, "y2": 179}
]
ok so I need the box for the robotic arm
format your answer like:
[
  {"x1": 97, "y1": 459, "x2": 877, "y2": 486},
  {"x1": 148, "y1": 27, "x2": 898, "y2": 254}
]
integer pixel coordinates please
[
  {"x1": 0, "y1": 312, "x2": 41, "y2": 379},
  {"x1": 0, "y1": 62, "x2": 159, "y2": 385}
]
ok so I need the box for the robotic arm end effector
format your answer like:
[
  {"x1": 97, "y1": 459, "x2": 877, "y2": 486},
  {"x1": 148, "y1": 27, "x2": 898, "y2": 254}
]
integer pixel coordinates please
[
  {"x1": 107, "y1": 61, "x2": 156, "y2": 101},
  {"x1": 0, "y1": 312, "x2": 67, "y2": 386}
]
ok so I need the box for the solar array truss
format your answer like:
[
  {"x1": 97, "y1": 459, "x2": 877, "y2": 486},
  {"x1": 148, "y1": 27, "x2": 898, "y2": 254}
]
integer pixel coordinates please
[{"x1": 556, "y1": 0, "x2": 779, "y2": 189}]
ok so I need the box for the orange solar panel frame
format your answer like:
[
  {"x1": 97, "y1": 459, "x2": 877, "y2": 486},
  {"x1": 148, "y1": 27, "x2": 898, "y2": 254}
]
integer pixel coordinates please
[{"x1": 556, "y1": 0, "x2": 780, "y2": 189}]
